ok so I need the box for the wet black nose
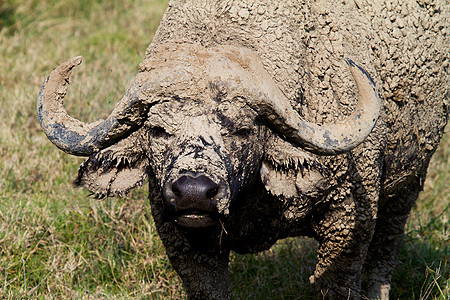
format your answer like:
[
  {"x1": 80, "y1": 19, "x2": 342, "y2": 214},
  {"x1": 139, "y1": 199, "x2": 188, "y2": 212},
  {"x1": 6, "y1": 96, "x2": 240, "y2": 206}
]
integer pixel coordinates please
[{"x1": 168, "y1": 175, "x2": 219, "y2": 211}]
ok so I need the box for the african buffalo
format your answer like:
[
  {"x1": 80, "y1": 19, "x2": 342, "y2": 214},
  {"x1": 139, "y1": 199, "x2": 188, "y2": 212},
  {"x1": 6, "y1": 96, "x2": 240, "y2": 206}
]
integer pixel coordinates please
[{"x1": 37, "y1": 1, "x2": 449, "y2": 299}]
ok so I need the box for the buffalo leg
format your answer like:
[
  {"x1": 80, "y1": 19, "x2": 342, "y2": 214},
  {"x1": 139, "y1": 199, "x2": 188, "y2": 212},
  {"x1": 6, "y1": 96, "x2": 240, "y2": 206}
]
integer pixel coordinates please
[
  {"x1": 311, "y1": 190, "x2": 378, "y2": 300},
  {"x1": 364, "y1": 179, "x2": 420, "y2": 300},
  {"x1": 163, "y1": 230, "x2": 231, "y2": 300}
]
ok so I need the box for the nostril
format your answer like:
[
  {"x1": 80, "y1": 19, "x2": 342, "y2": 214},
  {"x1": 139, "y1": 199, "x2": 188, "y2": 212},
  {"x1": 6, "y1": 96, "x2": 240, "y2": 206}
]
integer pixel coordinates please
[
  {"x1": 172, "y1": 185, "x2": 181, "y2": 197},
  {"x1": 206, "y1": 186, "x2": 219, "y2": 199}
]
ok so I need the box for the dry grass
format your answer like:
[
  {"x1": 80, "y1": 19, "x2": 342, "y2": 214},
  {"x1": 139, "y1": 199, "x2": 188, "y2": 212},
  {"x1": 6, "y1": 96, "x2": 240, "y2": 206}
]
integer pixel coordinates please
[{"x1": 0, "y1": 0, "x2": 448, "y2": 299}]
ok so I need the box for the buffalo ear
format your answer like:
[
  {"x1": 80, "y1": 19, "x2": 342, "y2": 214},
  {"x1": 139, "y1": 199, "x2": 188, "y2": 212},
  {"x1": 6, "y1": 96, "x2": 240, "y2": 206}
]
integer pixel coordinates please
[
  {"x1": 261, "y1": 135, "x2": 334, "y2": 200},
  {"x1": 75, "y1": 133, "x2": 149, "y2": 197}
]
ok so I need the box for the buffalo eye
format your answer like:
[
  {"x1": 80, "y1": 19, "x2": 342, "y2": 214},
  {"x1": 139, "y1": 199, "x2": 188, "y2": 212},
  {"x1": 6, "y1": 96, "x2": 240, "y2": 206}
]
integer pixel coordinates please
[{"x1": 149, "y1": 126, "x2": 171, "y2": 139}]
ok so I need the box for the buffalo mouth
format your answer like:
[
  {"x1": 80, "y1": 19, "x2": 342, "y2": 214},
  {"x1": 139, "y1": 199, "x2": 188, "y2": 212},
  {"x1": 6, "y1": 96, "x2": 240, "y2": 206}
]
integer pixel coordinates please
[{"x1": 174, "y1": 211, "x2": 218, "y2": 228}]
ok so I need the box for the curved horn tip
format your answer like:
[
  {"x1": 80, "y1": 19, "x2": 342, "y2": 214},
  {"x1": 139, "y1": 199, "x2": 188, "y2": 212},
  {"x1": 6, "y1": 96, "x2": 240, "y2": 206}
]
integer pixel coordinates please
[
  {"x1": 70, "y1": 55, "x2": 83, "y2": 65},
  {"x1": 59, "y1": 56, "x2": 83, "y2": 71},
  {"x1": 73, "y1": 55, "x2": 83, "y2": 64},
  {"x1": 344, "y1": 57, "x2": 376, "y2": 88}
]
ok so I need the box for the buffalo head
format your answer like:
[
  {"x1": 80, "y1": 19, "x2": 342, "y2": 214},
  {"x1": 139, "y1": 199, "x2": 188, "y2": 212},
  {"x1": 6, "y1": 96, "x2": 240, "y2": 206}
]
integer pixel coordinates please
[{"x1": 37, "y1": 43, "x2": 380, "y2": 229}]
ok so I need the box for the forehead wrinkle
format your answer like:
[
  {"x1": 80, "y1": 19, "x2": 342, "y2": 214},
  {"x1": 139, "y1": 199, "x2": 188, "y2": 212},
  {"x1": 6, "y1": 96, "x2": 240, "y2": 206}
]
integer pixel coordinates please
[
  {"x1": 148, "y1": 99, "x2": 217, "y2": 128},
  {"x1": 217, "y1": 101, "x2": 258, "y2": 127}
]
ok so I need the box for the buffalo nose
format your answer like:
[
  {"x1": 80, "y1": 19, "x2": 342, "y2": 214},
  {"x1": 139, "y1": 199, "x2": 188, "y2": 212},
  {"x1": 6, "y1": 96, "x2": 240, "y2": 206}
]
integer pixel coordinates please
[{"x1": 169, "y1": 175, "x2": 219, "y2": 211}]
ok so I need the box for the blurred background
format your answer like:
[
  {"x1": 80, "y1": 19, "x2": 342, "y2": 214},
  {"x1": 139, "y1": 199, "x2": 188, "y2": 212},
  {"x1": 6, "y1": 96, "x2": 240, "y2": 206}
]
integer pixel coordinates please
[{"x1": 0, "y1": 0, "x2": 448, "y2": 298}]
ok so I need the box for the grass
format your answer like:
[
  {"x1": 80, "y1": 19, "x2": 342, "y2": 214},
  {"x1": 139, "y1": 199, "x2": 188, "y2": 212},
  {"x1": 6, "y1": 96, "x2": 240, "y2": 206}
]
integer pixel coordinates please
[{"x1": 0, "y1": 0, "x2": 448, "y2": 299}]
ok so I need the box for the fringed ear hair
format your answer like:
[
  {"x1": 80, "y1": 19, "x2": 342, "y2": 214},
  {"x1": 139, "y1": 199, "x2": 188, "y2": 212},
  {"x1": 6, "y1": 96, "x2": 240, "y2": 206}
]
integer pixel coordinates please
[
  {"x1": 75, "y1": 131, "x2": 149, "y2": 197},
  {"x1": 261, "y1": 134, "x2": 334, "y2": 201}
]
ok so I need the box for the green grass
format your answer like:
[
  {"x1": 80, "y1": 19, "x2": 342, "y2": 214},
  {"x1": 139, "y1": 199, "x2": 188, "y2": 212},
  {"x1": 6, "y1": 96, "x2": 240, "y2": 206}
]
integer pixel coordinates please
[{"x1": 0, "y1": 0, "x2": 448, "y2": 299}]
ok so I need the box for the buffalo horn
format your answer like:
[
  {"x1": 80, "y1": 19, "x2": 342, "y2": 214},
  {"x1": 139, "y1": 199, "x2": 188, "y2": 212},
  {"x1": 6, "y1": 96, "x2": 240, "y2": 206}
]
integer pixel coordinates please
[
  {"x1": 37, "y1": 56, "x2": 149, "y2": 156},
  {"x1": 250, "y1": 58, "x2": 381, "y2": 155}
]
